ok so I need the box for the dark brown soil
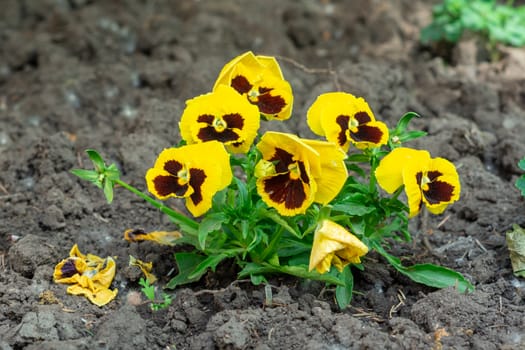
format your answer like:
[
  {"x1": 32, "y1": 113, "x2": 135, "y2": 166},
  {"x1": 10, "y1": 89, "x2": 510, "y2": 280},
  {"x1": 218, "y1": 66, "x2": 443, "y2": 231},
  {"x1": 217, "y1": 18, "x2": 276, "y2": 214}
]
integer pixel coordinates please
[{"x1": 1, "y1": 1, "x2": 525, "y2": 349}]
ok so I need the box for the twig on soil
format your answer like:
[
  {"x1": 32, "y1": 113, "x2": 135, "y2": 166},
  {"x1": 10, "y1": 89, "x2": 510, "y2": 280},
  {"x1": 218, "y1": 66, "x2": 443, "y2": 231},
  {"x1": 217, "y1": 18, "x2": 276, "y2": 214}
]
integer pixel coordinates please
[
  {"x1": 93, "y1": 212, "x2": 110, "y2": 223},
  {"x1": 351, "y1": 307, "x2": 385, "y2": 323},
  {"x1": 0, "y1": 253, "x2": 5, "y2": 270},
  {"x1": 474, "y1": 238, "x2": 488, "y2": 253},
  {"x1": 76, "y1": 151, "x2": 84, "y2": 168},
  {"x1": 388, "y1": 289, "x2": 406, "y2": 319},
  {"x1": 0, "y1": 183, "x2": 8, "y2": 195},
  {"x1": 436, "y1": 214, "x2": 451, "y2": 229},
  {"x1": 275, "y1": 55, "x2": 341, "y2": 91},
  {"x1": 192, "y1": 279, "x2": 254, "y2": 296}
]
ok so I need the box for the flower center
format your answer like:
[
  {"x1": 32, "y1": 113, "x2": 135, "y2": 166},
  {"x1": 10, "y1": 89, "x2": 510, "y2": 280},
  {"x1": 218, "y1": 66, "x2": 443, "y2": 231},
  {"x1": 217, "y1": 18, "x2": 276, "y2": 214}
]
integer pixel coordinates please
[
  {"x1": 420, "y1": 174, "x2": 431, "y2": 192},
  {"x1": 213, "y1": 118, "x2": 227, "y2": 132},
  {"x1": 288, "y1": 162, "x2": 301, "y2": 180},
  {"x1": 177, "y1": 168, "x2": 189, "y2": 184},
  {"x1": 348, "y1": 118, "x2": 359, "y2": 132}
]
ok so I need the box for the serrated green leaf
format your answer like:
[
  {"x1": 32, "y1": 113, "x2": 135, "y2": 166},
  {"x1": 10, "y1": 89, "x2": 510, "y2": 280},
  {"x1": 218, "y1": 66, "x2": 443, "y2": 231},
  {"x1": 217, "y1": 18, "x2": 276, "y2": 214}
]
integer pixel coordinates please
[
  {"x1": 188, "y1": 253, "x2": 229, "y2": 279},
  {"x1": 198, "y1": 212, "x2": 227, "y2": 250},
  {"x1": 331, "y1": 203, "x2": 375, "y2": 216},
  {"x1": 166, "y1": 252, "x2": 207, "y2": 289}
]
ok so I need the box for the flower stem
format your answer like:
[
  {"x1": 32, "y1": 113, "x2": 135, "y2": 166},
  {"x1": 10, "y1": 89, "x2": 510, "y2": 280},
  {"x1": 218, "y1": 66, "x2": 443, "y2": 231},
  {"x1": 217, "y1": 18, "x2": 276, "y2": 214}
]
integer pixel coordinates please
[{"x1": 114, "y1": 179, "x2": 199, "y2": 232}]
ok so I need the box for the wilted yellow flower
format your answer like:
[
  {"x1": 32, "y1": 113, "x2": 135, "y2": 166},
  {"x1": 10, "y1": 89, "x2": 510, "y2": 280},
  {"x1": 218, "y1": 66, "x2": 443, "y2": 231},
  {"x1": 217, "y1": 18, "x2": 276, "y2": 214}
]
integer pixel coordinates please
[
  {"x1": 54, "y1": 244, "x2": 118, "y2": 307},
  {"x1": 255, "y1": 132, "x2": 347, "y2": 216},
  {"x1": 307, "y1": 92, "x2": 389, "y2": 151},
  {"x1": 145, "y1": 141, "x2": 232, "y2": 217},
  {"x1": 129, "y1": 255, "x2": 157, "y2": 284},
  {"x1": 213, "y1": 51, "x2": 293, "y2": 121},
  {"x1": 124, "y1": 228, "x2": 181, "y2": 246},
  {"x1": 179, "y1": 84, "x2": 260, "y2": 153},
  {"x1": 309, "y1": 220, "x2": 369, "y2": 274},
  {"x1": 375, "y1": 147, "x2": 461, "y2": 218}
]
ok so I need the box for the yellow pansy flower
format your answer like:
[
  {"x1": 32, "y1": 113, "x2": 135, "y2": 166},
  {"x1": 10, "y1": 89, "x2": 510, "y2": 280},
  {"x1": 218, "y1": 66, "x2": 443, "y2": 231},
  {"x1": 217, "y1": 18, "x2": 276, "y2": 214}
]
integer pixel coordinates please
[
  {"x1": 309, "y1": 220, "x2": 369, "y2": 274},
  {"x1": 213, "y1": 51, "x2": 293, "y2": 121},
  {"x1": 180, "y1": 84, "x2": 260, "y2": 153},
  {"x1": 375, "y1": 147, "x2": 461, "y2": 218},
  {"x1": 255, "y1": 132, "x2": 347, "y2": 216},
  {"x1": 145, "y1": 141, "x2": 232, "y2": 217},
  {"x1": 307, "y1": 92, "x2": 389, "y2": 151},
  {"x1": 54, "y1": 244, "x2": 118, "y2": 307}
]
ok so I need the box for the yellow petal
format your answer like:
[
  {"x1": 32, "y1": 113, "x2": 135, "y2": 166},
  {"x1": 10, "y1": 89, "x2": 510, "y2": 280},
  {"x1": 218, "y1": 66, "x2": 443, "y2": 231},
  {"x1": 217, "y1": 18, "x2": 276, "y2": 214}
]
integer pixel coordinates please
[
  {"x1": 402, "y1": 161, "x2": 427, "y2": 218},
  {"x1": 91, "y1": 257, "x2": 117, "y2": 289},
  {"x1": 351, "y1": 120, "x2": 390, "y2": 149},
  {"x1": 182, "y1": 141, "x2": 233, "y2": 216},
  {"x1": 129, "y1": 255, "x2": 157, "y2": 284},
  {"x1": 256, "y1": 55, "x2": 284, "y2": 79},
  {"x1": 124, "y1": 228, "x2": 182, "y2": 246},
  {"x1": 213, "y1": 51, "x2": 260, "y2": 90},
  {"x1": 375, "y1": 147, "x2": 431, "y2": 194},
  {"x1": 302, "y1": 139, "x2": 348, "y2": 205},
  {"x1": 67, "y1": 284, "x2": 118, "y2": 307},
  {"x1": 54, "y1": 257, "x2": 86, "y2": 283}
]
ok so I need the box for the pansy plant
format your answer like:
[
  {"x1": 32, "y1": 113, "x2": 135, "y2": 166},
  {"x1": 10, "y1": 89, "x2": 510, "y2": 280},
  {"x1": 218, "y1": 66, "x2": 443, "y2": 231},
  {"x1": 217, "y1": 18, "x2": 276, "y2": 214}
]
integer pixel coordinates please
[{"x1": 71, "y1": 52, "x2": 473, "y2": 309}]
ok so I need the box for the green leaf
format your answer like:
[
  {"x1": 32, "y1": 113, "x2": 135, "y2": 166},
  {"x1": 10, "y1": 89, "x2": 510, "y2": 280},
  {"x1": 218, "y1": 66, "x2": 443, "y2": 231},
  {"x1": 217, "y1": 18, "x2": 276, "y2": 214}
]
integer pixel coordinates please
[
  {"x1": 394, "y1": 112, "x2": 421, "y2": 134},
  {"x1": 198, "y1": 212, "x2": 227, "y2": 250},
  {"x1": 516, "y1": 176, "x2": 525, "y2": 196},
  {"x1": 332, "y1": 202, "x2": 375, "y2": 216},
  {"x1": 188, "y1": 253, "x2": 230, "y2": 280},
  {"x1": 165, "y1": 252, "x2": 207, "y2": 289},
  {"x1": 86, "y1": 149, "x2": 106, "y2": 172},
  {"x1": 250, "y1": 274, "x2": 267, "y2": 285},
  {"x1": 238, "y1": 263, "x2": 345, "y2": 286},
  {"x1": 394, "y1": 263, "x2": 474, "y2": 293},
  {"x1": 263, "y1": 211, "x2": 302, "y2": 238},
  {"x1": 518, "y1": 158, "x2": 525, "y2": 171},
  {"x1": 373, "y1": 242, "x2": 474, "y2": 293},
  {"x1": 335, "y1": 266, "x2": 354, "y2": 309},
  {"x1": 103, "y1": 177, "x2": 114, "y2": 204},
  {"x1": 398, "y1": 130, "x2": 428, "y2": 143},
  {"x1": 70, "y1": 169, "x2": 100, "y2": 184}
]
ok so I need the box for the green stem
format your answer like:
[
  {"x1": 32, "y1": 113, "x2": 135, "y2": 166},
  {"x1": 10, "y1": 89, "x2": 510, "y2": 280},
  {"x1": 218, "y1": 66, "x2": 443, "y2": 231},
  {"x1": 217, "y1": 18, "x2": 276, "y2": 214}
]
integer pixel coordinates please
[
  {"x1": 115, "y1": 179, "x2": 199, "y2": 232},
  {"x1": 259, "y1": 225, "x2": 285, "y2": 262}
]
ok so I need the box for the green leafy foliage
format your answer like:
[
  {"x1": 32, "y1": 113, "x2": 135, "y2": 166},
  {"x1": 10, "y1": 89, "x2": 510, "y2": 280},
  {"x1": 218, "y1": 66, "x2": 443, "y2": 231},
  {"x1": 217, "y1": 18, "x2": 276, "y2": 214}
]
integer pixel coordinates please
[
  {"x1": 421, "y1": 0, "x2": 525, "y2": 54},
  {"x1": 138, "y1": 278, "x2": 172, "y2": 311},
  {"x1": 73, "y1": 76, "x2": 470, "y2": 310}
]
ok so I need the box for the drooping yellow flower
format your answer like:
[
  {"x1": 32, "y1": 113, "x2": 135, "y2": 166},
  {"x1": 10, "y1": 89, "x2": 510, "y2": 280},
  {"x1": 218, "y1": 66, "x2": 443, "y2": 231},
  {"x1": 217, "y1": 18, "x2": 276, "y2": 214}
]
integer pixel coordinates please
[
  {"x1": 213, "y1": 51, "x2": 293, "y2": 121},
  {"x1": 145, "y1": 141, "x2": 232, "y2": 217},
  {"x1": 375, "y1": 147, "x2": 461, "y2": 218},
  {"x1": 307, "y1": 92, "x2": 389, "y2": 151},
  {"x1": 124, "y1": 228, "x2": 182, "y2": 246},
  {"x1": 54, "y1": 244, "x2": 118, "y2": 307},
  {"x1": 309, "y1": 220, "x2": 369, "y2": 274},
  {"x1": 180, "y1": 84, "x2": 260, "y2": 153},
  {"x1": 255, "y1": 132, "x2": 347, "y2": 216},
  {"x1": 129, "y1": 255, "x2": 157, "y2": 284}
]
